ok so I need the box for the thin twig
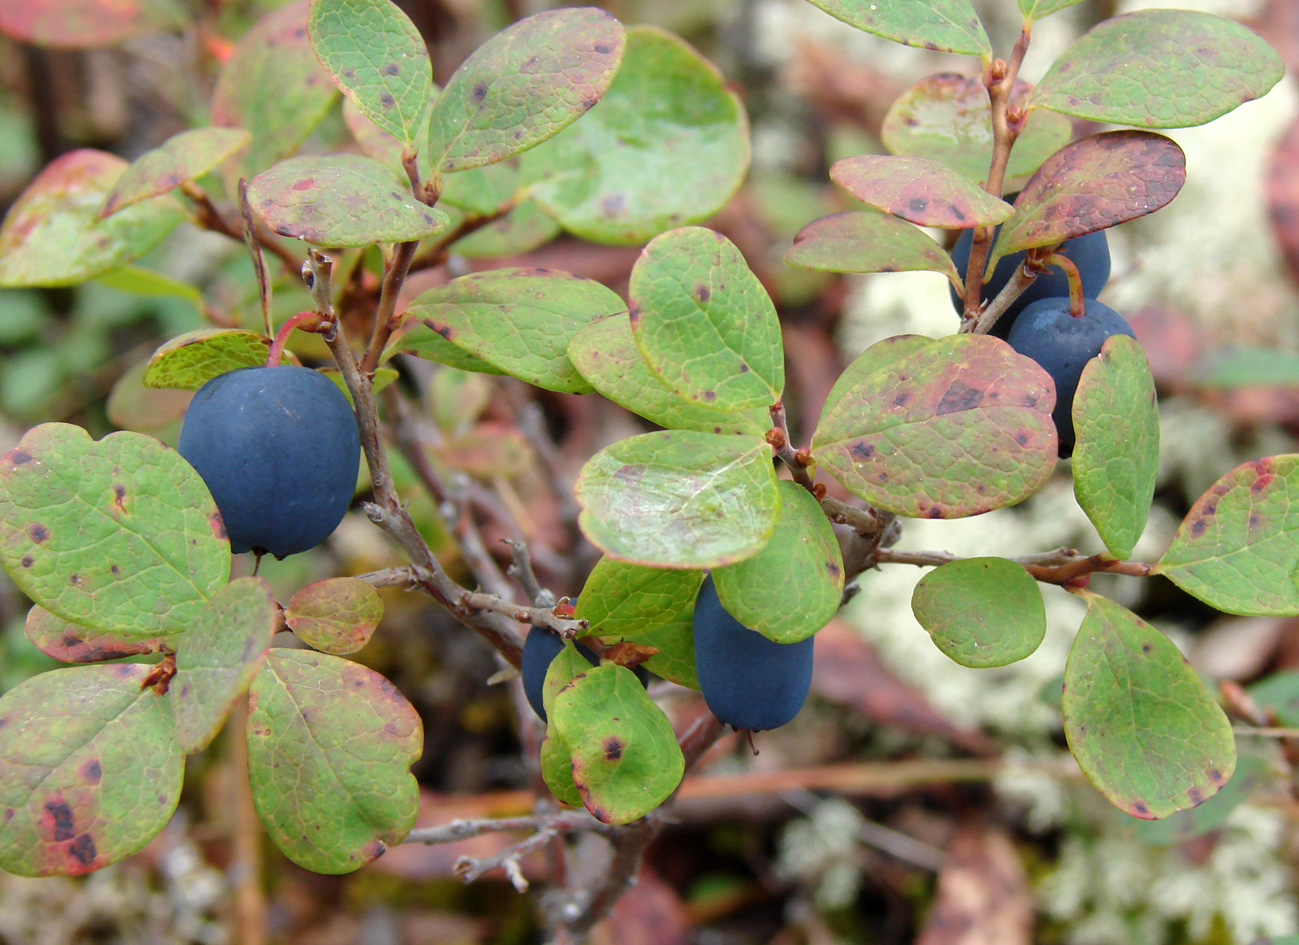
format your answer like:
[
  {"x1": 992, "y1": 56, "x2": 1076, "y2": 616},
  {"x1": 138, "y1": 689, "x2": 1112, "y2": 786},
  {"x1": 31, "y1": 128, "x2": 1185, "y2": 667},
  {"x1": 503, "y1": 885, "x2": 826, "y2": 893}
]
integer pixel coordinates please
[
  {"x1": 460, "y1": 591, "x2": 588, "y2": 637},
  {"x1": 406, "y1": 810, "x2": 614, "y2": 846},
  {"x1": 237, "y1": 178, "x2": 273, "y2": 336},
  {"x1": 507, "y1": 539, "x2": 547, "y2": 606},
  {"x1": 874, "y1": 547, "x2": 1155, "y2": 586},
  {"x1": 182, "y1": 181, "x2": 301, "y2": 273},
  {"x1": 768, "y1": 402, "x2": 817, "y2": 495},
  {"x1": 353, "y1": 565, "x2": 420, "y2": 588},
  {"x1": 456, "y1": 827, "x2": 559, "y2": 891}
]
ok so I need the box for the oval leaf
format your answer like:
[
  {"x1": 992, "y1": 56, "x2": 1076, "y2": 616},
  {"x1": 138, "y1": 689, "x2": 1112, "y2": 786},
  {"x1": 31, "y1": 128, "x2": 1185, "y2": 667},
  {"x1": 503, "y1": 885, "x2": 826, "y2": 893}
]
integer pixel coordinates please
[
  {"x1": 991, "y1": 132, "x2": 1185, "y2": 257},
  {"x1": 25, "y1": 606, "x2": 165, "y2": 664},
  {"x1": 567, "y1": 314, "x2": 770, "y2": 436},
  {"x1": 172, "y1": 577, "x2": 277, "y2": 754},
  {"x1": 520, "y1": 26, "x2": 749, "y2": 245},
  {"x1": 785, "y1": 211, "x2": 961, "y2": 287},
  {"x1": 811, "y1": 334, "x2": 1057, "y2": 517},
  {"x1": 1063, "y1": 593, "x2": 1236, "y2": 819},
  {"x1": 247, "y1": 650, "x2": 422, "y2": 873},
  {"x1": 911, "y1": 558, "x2": 1045, "y2": 667},
  {"x1": 630, "y1": 227, "x2": 783, "y2": 410},
  {"x1": 0, "y1": 150, "x2": 185, "y2": 288},
  {"x1": 802, "y1": 0, "x2": 991, "y2": 57},
  {"x1": 576, "y1": 558, "x2": 703, "y2": 638},
  {"x1": 1155, "y1": 455, "x2": 1299, "y2": 616},
  {"x1": 286, "y1": 577, "x2": 384, "y2": 655},
  {"x1": 713, "y1": 482, "x2": 844, "y2": 643},
  {"x1": 1072, "y1": 335, "x2": 1158, "y2": 560},
  {"x1": 248, "y1": 154, "x2": 449, "y2": 247},
  {"x1": 0, "y1": 424, "x2": 230, "y2": 636},
  {"x1": 830, "y1": 155, "x2": 1013, "y2": 228},
  {"x1": 143, "y1": 329, "x2": 275, "y2": 390},
  {"x1": 309, "y1": 0, "x2": 432, "y2": 147},
  {"x1": 1029, "y1": 10, "x2": 1283, "y2": 129},
  {"x1": 550, "y1": 664, "x2": 684, "y2": 825},
  {"x1": 0, "y1": 664, "x2": 182, "y2": 876},
  {"x1": 574, "y1": 431, "x2": 780, "y2": 568},
  {"x1": 102, "y1": 128, "x2": 251, "y2": 217},
  {"x1": 428, "y1": 7, "x2": 625, "y2": 173},
  {"x1": 210, "y1": 0, "x2": 340, "y2": 179},
  {"x1": 390, "y1": 320, "x2": 508, "y2": 375},
  {"x1": 0, "y1": 0, "x2": 185, "y2": 47},
  {"x1": 406, "y1": 268, "x2": 624, "y2": 393},
  {"x1": 881, "y1": 74, "x2": 1073, "y2": 183},
  {"x1": 540, "y1": 727, "x2": 584, "y2": 808}
]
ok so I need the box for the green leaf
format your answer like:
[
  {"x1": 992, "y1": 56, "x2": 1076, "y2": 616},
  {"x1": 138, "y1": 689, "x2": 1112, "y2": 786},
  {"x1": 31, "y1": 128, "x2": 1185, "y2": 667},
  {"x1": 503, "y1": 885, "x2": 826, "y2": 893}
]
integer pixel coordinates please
[
  {"x1": 576, "y1": 558, "x2": 703, "y2": 637},
  {"x1": 0, "y1": 664, "x2": 182, "y2": 876},
  {"x1": 405, "y1": 268, "x2": 624, "y2": 393},
  {"x1": 1063, "y1": 593, "x2": 1236, "y2": 819},
  {"x1": 802, "y1": 0, "x2": 990, "y2": 57},
  {"x1": 1017, "y1": 0, "x2": 1083, "y2": 21},
  {"x1": 520, "y1": 26, "x2": 749, "y2": 245},
  {"x1": 911, "y1": 558, "x2": 1045, "y2": 667},
  {"x1": 428, "y1": 7, "x2": 625, "y2": 174},
  {"x1": 1029, "y1": 10, "x2": 1283, "y2": 129},
  {"x1": 96, "y1": 266, "x2": 205, "y2": 308},
  {"x1": 1250, "y1": 670, "x2": 1299, "y2": 727},
  {"x1": 593, "y1": 611, "x2": 698, "y2": 690},
  {"x1": 785, "y1": 212, "x2": 961, "y2": 287},
  {"x1": 25, "y1": 606, "x2": 165, "y2": 664},
  {"x1": 451, "y1": 201, "x2": 561, "y2": 259},
  {"x1": 390, "y1": 320, "x2": 508, "y2": 375},
  {"x1": 574, "y1": 431, "x2": 780, "y2": 568},
  {"x1": 0, "y1": 424, "x2": 230, "y2": 636},
  {"x1": 0, "y1": 149, "x2": 185, "y2": 288},
  {"x1": 102, "y1": 128, "x2": 251, "y2": 216},
  {"x1": 567, "y1": 315, "x2": 770, "y2": 436},
  {"x1": 1072, "y1": 335, "x2": 1159, "y2": 560},
  {"x1": 990, "y1": 132, "x2": 1185, "y2": 259},
  {"x1": 0, "y1": 0, "x2": 187, "y2": 47},
  {"x1": 881, "y1": 74, "x2": 1073, "y2": 183},
  {"x1": 143, "y1": 329, "x2": 273, "y2": 390},
  {"x1": 812, "y1": 334, "x2": 1057, "y2": 518},
  {"x1": 1131, "y1": 748, "x2": 1268, "y2": 845},
  {"x1": 829, "y1": 155, "x2": 1014, "y2": 228},
  {"x1": 713, "y1": 482, "x2": 843, "y2": 643},
  {"x1": 629, "y1": 227, "x2": 783, "y2": 410},
  {"x1": 248, "y1": 154, "x2": 450, "y2": 247},
  {"x1": 309, "y1": 0, "x2": 432, "y2": 147},
  {"x1": 172, "y1": 577, "x2": 277, "y2": 754},
  {"x1": 342, "y1": 94, "x2": 431, "y2": 177},
  {"x1": 1155, "y1": 456, "x2": 1299, "y2": 616},
  {"x1": 248, "y1": 650, "x2": 422, "y2": 873},
  {"x1": 285, "y1": 577, "x2": 384, "y2": 655},
  {"x1": 540, "y1": 727, "x2": 583, "y2": 807},
  {"x1": 542, "y1": 640, "x2": 598, "y2": 721},
  {"x1": 211, "y1": 0, "x2": 340, "y2": 178},
  {"x1": 550, "y1": 664, "x2": 684, "y2": 824}
]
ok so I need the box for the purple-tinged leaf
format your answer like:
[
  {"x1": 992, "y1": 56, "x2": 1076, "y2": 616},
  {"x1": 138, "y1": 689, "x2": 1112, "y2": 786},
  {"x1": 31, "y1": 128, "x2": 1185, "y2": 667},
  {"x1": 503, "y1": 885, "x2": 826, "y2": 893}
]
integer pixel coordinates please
[
  {"x1": 25, "y1": 607, "x2": 165, "y2": 664},
  {"x1": 102, "y1": 128, "x2": 250, "y2": 217},
  {"x1": 830, "y1": 154, "x2": 1013, "y2": 228},
  {"x1": 285, "y1": 577, "x2": 383, "y2": 655}
]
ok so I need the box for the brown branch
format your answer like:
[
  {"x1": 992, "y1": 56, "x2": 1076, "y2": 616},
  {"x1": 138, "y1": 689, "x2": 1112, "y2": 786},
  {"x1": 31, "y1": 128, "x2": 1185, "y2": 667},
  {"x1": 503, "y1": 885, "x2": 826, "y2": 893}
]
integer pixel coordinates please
[
  {"x1": 459, "y1": 591, "x2": 588, "y2": 637},
  {"x1": 406, "y1": 810, "x2": 614, "y2": 847},
  {"x1": 768, "y1": 401, "x2": 817, "y2": 495},
  {"x1": 183, "y1": 181, "x2": 301, "y2": 274},
  {"x1": 873, "y1": 547, "x2": 1155, "y2": 587},
  {"x1": 360, "y1": 240, "x2": 419, "y2": 376}
]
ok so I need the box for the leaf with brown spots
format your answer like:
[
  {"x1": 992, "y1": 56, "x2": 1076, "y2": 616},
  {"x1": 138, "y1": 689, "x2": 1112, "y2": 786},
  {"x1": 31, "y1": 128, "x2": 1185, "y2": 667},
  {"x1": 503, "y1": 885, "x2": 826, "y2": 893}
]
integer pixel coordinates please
[
  {"x1": 549, "y1": 664, "x2": 683, "y2": 825},
  {"x1": 811, "y1": 334, "x2": 1057, "y2": 518},
  {"x1": 786, "y1": 211, "x2": 962, "y2": 286},
  {"x1": 989, "y1": 132, "x2": 1185, "y2": 261},
  {"x1": 713, "y1": 482, "x2": 843, "y2": 643},
  {"x1": 25, "y1": 607, "x2": 165, "y2": 664},
  {"x1": 286, "y1": 576, "x2": 383, "y2": 656},
  {"x1": 801, "y1": 0, "x2": 991, "y2": 57},
  {"x1": 427, "y1": 7, "x2": 624, "y2": 174},
  {"x1": 172, "y1": 578, "x2": 277, "y2": 753},
  {"x1": 309, "y1": 0, "x2": 432, "y2": 147},
  {"x1": 1063, "y1": 592, "x2": 1236, "y2": 820},
  {"x1": 881, "y1": 74, "x2": 1073, "y2": 183},
  {"x1": 247, "y1": 650, "x2": 422, "y2": 873},
  {"x1": 101, "y1": 128, "x2": 250, "y2": 217},
  {"x1": 0, "y1": 424, "x2": 230, "y2": 636},
  {"x1": 1156, "y1": 455, "x2": 1299, "y2": 615},
  {"x1": 247, "y1": 154, "x2": 450, "y2": 247},
  {"x1": 0, "y1": 664, "x2": 182, "y2": 876},
  {"x1": 830, "y1": 154, "x2": 1013, "y2": 228},
  {"x1": 1028, "y1": 9, "x2": 1283, "y2": 129}
]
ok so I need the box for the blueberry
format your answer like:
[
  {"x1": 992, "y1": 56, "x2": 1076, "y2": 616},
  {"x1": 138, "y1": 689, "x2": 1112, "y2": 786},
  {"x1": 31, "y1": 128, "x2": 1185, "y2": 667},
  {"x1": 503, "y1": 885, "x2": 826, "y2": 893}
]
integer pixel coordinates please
[
  {"x1": 1005, "y1": 297, "x2": 1135, "y2": 457},
  {"x1": 178, "y1": 365, "x2": 361, "y2": 558},
  {"x1": 949, "y1": 226, "x2": 1111, "y2": 339},
  {"x1": 692, "y1": 575, "x2": 814, "y2": 732}
]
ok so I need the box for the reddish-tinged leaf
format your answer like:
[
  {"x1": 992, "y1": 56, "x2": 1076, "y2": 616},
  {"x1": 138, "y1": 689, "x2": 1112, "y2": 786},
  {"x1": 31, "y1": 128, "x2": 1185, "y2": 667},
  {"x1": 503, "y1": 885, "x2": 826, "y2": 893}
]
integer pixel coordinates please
[
  {"x1": 285, "y1": 577, "x2": 384, "y2": 655},
  {"x1": 0, "y1": 0, "x2": 185, "y2": 48},
  {"x1": 0, "y1": 664, "x2": 181, "y2": 876},
  {"x1": 830, "y1": 155, "x2": 1013, "y2": 228},
  {"x1": 812, "y1": 334, "x2": 1057, "y2": 518},
  {"x1": 991, "y1": 132, "x2": 1185, "y2": 259},
  {"x1": 881, "y1": 74, "x2": 1073, "y2": 183},
  {"x1": 210, "y1": 1, "x2": 339, "y2": 178},
  {"x1": 25, "y1": 607, "x2": 165, "y2": 664},
  {"x1": 102, "y1": 128, "x2": 251, "y2": 217},
  {"x1": 785, "y1": 211, "x2": 961, "y2": 286}
]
